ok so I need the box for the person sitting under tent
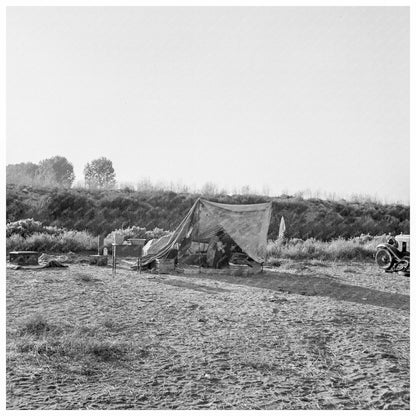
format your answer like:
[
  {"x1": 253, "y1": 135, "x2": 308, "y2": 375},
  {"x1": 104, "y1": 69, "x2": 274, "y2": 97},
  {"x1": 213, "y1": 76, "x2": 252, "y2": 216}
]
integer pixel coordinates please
[
  {"x1": 208, "y1": 230, "x2": 234, "y2": 269},
  {"x1": 179, "y1": 235, "x2": 192, "y2": 256},
  {"x1": 166, "y1": 243, "x2": 179, "y2": 266},
  {"x1": 206, "y1": 233, "x2": 220, "y2": 268}
]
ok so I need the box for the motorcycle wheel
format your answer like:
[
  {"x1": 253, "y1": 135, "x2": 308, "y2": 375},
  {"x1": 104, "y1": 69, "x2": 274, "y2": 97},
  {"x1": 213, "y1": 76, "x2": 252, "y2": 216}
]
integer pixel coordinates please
[
  {"x1": 395, "y1": 256, "x2": 410, "y2": 273},
  {"x1": 375, "y1": 248, "x2": 394, "y2": 270}
]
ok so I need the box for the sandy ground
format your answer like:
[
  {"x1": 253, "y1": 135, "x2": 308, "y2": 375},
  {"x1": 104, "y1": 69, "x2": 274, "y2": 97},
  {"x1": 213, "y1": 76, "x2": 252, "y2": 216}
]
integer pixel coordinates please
[{"x1": 6, "y1": 259, "x2": 409, "y2": 410}]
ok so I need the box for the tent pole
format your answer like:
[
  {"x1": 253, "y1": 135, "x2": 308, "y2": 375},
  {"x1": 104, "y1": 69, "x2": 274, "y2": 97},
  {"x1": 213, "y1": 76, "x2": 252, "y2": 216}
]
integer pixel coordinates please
[
  {"x1": 112, "y1": 244, "x2": 116, "y2": 277},
  {"x1": 197, "y1": 201, "x2": 201, "y2": 274},
  {"x1": 199, "y1": 241, "x2": 201, "y2": 274}
]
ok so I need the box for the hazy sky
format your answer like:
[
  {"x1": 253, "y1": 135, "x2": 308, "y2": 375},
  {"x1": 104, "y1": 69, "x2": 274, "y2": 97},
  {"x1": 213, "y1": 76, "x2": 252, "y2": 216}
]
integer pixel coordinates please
[{"x1": 6, "y1": 6, "x2": 409, "y2": 202}]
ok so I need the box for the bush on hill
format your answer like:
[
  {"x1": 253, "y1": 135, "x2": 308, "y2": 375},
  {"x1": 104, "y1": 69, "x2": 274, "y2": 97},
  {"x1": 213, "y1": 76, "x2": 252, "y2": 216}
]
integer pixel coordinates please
[
  {"x1": 6, "y1": 184, "x2": 410, "y2": 241},
  {"x1": 104, "y1": 226, "x2": 170, "y2": 243},
  {"x1": 6, "y1": 230, "x2": 96, "y2": 253},
  {"x1": 6, "y1": 218, "x2": 63, "y2": 238},
  {"x1": 266, "y1": 234, "x2": 387, "y2": 262}
]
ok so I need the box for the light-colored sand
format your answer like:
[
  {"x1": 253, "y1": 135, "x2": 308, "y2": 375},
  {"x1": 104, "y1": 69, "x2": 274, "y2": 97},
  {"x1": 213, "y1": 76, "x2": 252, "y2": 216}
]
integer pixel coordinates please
[{"x1": 6, "y1": 261, "x2": 409, "y2": 409}]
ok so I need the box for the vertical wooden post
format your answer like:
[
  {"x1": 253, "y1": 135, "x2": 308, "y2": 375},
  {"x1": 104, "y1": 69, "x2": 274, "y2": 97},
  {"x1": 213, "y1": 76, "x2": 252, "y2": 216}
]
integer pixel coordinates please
[
  {"x1": 136, "y1": 240, "x2": 145, "y2": 274},
  {"x1": 112, "y1": 244, "x2": 116, "y2": 277},
  {"x1": 97, "y1": 235, "x2": 104, "y2": 255},
  {"x1": 197, "y1": 202, "x2": 201, "y2": 274}
]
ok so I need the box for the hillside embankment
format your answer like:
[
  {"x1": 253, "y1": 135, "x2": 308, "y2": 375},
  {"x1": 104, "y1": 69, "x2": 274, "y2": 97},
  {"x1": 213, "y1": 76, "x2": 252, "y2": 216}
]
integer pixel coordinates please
[{"x1": 6, "y1": 185, "x2": 410, "y2": 240}]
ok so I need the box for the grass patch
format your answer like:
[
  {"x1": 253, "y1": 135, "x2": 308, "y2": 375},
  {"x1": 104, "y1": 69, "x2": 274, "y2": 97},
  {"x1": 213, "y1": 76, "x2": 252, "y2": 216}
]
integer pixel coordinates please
[
  {"x1": 244, "y1": 360, "x2": 280, "y2": 372},
  {"x1": 16, "y1": 335, "x2": 132, "y2": 362},
  {"x1": 12, "y1": 313, "x2": 139, "y2": 365},
  {"x1": 14, "y1": 318, "x2": 134, "y2": 363},
  {"x1": 102, "y1": 318, "x2": 120, "y2": 331},
  {"x1": 73, "y1": 273, "x2": 99, "y2": 284},
  {"x1": 18, "y1": 313, "x2": 51, "y2": 337},
  {"x1": 80, "y1": 338, "x2": 131, "y2": 361}
]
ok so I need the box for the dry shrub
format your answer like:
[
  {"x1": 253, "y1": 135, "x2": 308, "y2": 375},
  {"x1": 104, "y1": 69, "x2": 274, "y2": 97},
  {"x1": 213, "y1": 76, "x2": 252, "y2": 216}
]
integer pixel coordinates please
[
  {"x1": 266, "y1": 235, "x2": 387, "y2": 262},
  {"x1": 6, "y1": 230, "x2": 96, "y2": 253},
  {"x1": 267, "y1": 257, "x2": 281, "y2": 267},
  {"x1": 59, "y1": 230, "x2": 96, "y2": 251},
  {"x1": 6, "y1": 234, "x2": 25, "y2": 251},
  {"x1": 74, "y1": 273, "x2": 97, "y2": 283},
  {"x1": 53, "y1": 335, "x2": 131, "y2": 362},
  {"x1": 83, "y1": 339, "x2": 130, "y2": 361},
  {"x1": 16, "y1": 338, "x2": 51, "y2": 356},
  {"x1": 102, "y1": 318, "x2": 118, "y2": 330},
  {"x1": 18, "y1": 313, "x2": 50, "y2": 336},
  {"x1": 16, "y1": 335, "x2": 131, "y2": 362},
  {"x1": 15, "y1": 315, "x2": 134, "y2": 363},
  {"x1": 6, "y1": 218, "x2": 64, "y2": 238}
]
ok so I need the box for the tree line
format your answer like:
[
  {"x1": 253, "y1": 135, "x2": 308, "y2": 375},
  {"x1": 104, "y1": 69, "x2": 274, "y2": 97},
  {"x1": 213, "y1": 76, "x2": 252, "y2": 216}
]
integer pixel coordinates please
[{"x1": 6, "y1": 156, "x2": 116, "y2": 189}]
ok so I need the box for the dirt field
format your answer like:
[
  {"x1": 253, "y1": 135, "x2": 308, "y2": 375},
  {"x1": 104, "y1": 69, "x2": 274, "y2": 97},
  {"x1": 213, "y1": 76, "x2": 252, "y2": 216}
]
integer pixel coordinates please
[{"x1": 6, "y1": 259, "x2": 410, "y2": 410}]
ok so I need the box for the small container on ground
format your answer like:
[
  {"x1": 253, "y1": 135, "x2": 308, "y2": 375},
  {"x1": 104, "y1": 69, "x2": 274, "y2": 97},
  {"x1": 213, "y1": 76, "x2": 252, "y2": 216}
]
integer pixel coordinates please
[
  {"x1": 9, "y1": 251, "x2": 40, "y2": 266},
  {"x1": 89, "y1": 255, "x2": 108, "y2": 266},
  {"x1": 156, "y1": 258, "x2": 176, "y2": 274}
]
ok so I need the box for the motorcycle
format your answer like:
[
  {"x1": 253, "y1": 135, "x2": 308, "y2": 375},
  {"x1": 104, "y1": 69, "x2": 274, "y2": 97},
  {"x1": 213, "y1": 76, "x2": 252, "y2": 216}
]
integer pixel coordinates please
[{"x1": 375, "y1": 234, "x2": 410, "y2": 275}]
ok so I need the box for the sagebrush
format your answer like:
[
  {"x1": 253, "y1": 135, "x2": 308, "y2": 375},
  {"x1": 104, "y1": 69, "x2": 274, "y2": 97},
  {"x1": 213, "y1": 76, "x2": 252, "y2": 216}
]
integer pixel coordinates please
[
  {"x1": 266, "y1": 234, "x2": 387, "y2": 262},
  {"x1": 6, "y1": 230, "x2": 96, "y2": 253},
  {"x1": 6, "y1": 184, "x2": 409, "y2": 239}
]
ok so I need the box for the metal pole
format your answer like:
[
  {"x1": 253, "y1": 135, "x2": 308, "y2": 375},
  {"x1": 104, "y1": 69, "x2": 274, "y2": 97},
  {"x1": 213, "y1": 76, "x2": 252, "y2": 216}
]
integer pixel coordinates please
[
  {"x1": 112, "y1": 244, "x2": 114, "y2": 276},
  {"x1": 199, "y1": 241, "x2": 201, "y2": 273},
  {"x1": 137, "y1": 246, "x2": 142, "y2": 274},
  {"x1": 197, "y1": 202, "x2": 201, "y2": 274},
  {"x1": 113, "y1": 244, "x2": 116, "y2": 276}
]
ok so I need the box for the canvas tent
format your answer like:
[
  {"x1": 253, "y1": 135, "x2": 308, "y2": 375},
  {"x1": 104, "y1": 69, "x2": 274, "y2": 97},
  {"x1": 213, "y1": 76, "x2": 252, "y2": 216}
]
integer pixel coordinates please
[{"x1": 141, "y1": 198, "x2": 272, "y2": 266}]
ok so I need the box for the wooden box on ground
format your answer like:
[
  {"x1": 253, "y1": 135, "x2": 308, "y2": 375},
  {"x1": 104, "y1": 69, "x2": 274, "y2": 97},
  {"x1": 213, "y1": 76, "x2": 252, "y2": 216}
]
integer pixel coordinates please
[
  {"x1": 156, "y1": 259, "x2": 176, "y2": 274},
  {"x1": 229, "y1": 263, "x2": 250, "y2": 276},
  {"x1": 112, "y1": 245, "x2": 143, "y2": 257},
  {"x1": 9, "y1": 251, "x2": 40, "y2": 266},
  {"x1": 89, "y1": 255, "x2": 108, "y2": 266},
  {"x1": 230, "y1": 262, "x2": 262, "y2": 276}
]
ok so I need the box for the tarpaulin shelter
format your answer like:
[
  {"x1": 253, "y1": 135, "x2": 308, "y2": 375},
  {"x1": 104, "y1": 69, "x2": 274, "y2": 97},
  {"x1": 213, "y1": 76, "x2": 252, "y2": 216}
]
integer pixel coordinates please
[{"x1": 141, "y1": 198, "x2": 272, "y2": 266}]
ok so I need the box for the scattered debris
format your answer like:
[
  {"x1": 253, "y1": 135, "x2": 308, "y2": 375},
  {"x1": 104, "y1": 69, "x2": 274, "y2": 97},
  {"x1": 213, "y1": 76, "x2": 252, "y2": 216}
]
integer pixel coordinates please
[{"x1": 7, "y1": 260, "x2": 67, "y2": 270}]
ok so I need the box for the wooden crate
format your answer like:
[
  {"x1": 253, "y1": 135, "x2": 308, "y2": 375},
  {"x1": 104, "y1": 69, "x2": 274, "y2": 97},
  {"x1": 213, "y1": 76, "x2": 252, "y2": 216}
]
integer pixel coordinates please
[
  {"x1": 9, "y1": 251, "x2": 40, "y2": 266},
  {"x1": 89, "y1": 255, "x2": 108, "y2": 266},
  {"x1": 112, "y1": 244, "x2": 143, "y2": 257},
  {"x1": 156, "y1": 258, "x2": 176, "y2": 274},
  {"x1": 113, "y1": 233, "x2": 124, "y2": 245},
  {"x1": 229, "y1": 263, "x2": 250, "y2": 276}
]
